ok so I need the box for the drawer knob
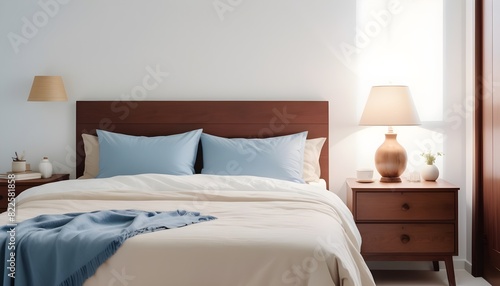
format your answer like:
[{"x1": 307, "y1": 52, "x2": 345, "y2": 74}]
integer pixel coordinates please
[
  {"x1": 400, "y1": 234, "x2": 411, "y2": 244},
  {"x1": 401, "y1": 203, "x2": 410, "y2": 211}
]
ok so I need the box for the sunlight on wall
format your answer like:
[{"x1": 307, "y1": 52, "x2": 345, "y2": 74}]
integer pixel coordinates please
[
  {"x1": 354, "y1": 0, "x2": 445, "y2": 178},
  {"x1": 356, "y1": 0, "x2": 444, "y2": 122}
]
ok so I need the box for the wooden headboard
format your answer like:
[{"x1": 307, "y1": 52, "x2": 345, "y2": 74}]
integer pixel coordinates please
[{"x1": 76, "y1": 101, "x2": 329, "y2": 186}]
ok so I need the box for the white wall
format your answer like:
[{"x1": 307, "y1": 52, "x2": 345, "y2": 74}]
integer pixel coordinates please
[{"x1": 0, "y1": 0, "x2": 472, "y2": 270}]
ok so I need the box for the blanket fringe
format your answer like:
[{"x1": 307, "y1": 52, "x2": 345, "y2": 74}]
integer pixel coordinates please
[{"x1": 60, "y1": 239, "x2": 122, "y2": 286}]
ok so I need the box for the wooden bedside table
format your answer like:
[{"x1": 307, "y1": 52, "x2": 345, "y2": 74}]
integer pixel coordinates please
[
  {"x1": 346, "y1": 178, "x2": 459, "y2": 286},
  {"x1": 0, "y1": 174, "x2": 69, "y2": 212}
]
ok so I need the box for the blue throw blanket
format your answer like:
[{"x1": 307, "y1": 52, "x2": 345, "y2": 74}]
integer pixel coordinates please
[{"x1": 0, "y1": 209, "x2": 216, "y2": 286}]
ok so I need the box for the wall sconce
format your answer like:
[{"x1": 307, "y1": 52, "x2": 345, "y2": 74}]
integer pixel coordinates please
[{"x1": 27, "y1": 76, "x2": 67, "y2": 101}]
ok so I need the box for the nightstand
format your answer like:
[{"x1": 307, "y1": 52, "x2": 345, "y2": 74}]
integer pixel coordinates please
[
  {"x1": 0, "y1": 174, "x2": 69, "y2": 212},
  {"x1": 346, "y1": 178, "x2": 459, "y2": 286}
]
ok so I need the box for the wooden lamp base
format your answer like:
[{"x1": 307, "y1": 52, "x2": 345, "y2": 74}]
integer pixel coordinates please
[
  {"x1": 375, "y1": 132, "x2": 407, "y2": 183},
  {"x1": 380, "y1": 176, "x2": 402, "y2": 183}
]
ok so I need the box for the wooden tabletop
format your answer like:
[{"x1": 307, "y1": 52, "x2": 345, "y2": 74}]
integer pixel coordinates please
[
  {"x1": 0, "y1": 174, "x2": 69, "y2": 185},
  {"x1": 345, "y1": 178, "x2": 459, "y2": 190}
]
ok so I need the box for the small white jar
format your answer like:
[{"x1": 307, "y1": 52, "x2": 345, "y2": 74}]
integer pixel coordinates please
[
  {"x1": 39, "y1": 157, "x2": 53, "y2": 179},
  {"x1": 12, "y1": 161, "x2": 26, "y2": 173}
]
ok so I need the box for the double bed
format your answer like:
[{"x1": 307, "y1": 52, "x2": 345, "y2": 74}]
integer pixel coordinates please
[{"x1": 2, "y1": 101, "x2": 375, "y2": 286}]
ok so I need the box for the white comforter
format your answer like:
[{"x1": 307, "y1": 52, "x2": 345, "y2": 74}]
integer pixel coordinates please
[{"x1": 3, "y1": 174, "x2": 375, "y2": 286}]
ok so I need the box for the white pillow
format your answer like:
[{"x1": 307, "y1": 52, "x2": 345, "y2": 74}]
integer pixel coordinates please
[
  {"x1": 303, "y1": 138, "x2": 326, "y2": 183},
  {"x1": 79, "y1": 134, "x2": 99, "y2": 179}
]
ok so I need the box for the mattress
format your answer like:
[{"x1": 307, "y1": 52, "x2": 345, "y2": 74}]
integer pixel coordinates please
[{"x1": 2, "y1": 174, "x2": 375, "y2": 286}]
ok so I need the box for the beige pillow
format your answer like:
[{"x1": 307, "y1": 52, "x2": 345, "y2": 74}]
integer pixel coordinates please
[
  {"x1": 79, "y1": 134, "x2": 100, "y2": 179},
  {"x1": 303, "y1": 138, "x2": 326, "y2": 183}
]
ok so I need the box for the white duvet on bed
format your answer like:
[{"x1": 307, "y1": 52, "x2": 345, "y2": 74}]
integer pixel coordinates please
[{"x1": 4, "y1": 174, "x2": 374, "y2": 286}]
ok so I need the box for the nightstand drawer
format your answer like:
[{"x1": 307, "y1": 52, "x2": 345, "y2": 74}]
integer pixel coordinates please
[
  {"x1": 358, "y1": 223, "x2": 455, "y2": 254},
  {"x1": 356, "y1": 192, "x2": 455, "y2": 221}
]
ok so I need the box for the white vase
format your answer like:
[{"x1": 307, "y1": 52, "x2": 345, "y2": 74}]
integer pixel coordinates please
[
  {"x1": 39, "y1": 157, "x2": 53, "y2": 179},
  {"x1": 421, "y1": 164, "x2": 439, "y2": 181}
]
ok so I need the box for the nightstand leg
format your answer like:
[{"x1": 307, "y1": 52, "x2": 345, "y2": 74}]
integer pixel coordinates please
[
  {"x1": 444, "y1": 256, "x2": 456, "y2": 286},
  {"x1": 432, "y1": 261, "x2": 439, "y2": 271}
]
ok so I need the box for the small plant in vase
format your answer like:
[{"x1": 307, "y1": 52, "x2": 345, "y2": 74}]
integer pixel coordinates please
[{"x1": 420, "y1": 151, "x2": 443, "y2": 181}]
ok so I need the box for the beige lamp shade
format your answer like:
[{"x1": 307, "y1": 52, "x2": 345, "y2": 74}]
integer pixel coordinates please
[
  {"x1": 359, "y1": 85, "x2": 421, "y2": 183},
  {"x1": 359, "y1": 85, "x2": 421, "y2": 126},
  {"x1": 28, "y1": 76, "x2": 68, "y2": 101}
]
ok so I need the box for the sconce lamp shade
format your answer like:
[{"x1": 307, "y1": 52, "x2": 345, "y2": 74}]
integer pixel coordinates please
[
  {"x1": 359, "y1": 85, "x2": 421, "y2": 183},
  {"x1": 359, "y1": 85, "x2": 421, "y2": 126},
  {"x1": 28, "y1": 76, "x2": 68, "y2": 101}
]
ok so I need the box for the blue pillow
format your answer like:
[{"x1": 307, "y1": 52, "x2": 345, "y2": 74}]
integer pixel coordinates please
[
  {"x1": 201, "y1": 132, "x2": 308, "y2": 183},
  {"x1": 96, "y1": 129, "x2": 202, "y2": 178}
]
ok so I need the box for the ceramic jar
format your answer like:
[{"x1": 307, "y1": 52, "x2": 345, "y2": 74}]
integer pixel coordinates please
[
  {"x1": 12, "y1": 161, "x2": 26, "y2": 172},
  {"x1": 421, "y1": 164, "x2": 439, "y2": 181},
  {"x1": 39, "y1": 157, "x2": 53, "y2": 179}
]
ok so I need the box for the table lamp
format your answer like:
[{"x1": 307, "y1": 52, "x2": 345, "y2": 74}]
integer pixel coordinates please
[
  {"x1": 359, "y1": 85, "x2": 421, "y2": 182},
  {"x1": 27, "y1": 76, "x2": 68, "y2": 101}
]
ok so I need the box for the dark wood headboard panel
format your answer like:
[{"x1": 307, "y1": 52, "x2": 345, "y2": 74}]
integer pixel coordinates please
[{"x1": 76, "y1": 101, "x2": 329, "y2": 186}]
